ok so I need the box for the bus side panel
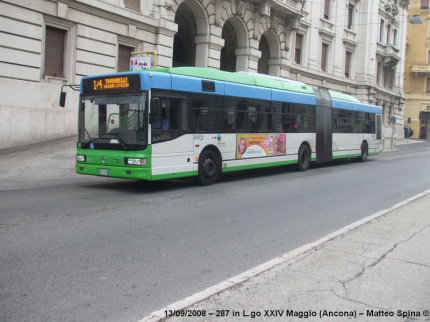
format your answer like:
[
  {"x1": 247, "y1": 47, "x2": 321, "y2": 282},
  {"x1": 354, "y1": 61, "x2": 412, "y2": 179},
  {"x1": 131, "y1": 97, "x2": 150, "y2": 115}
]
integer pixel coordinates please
[
  {"x1": 287, "y1": 133, "x2": 316, "y2": 160},
  {"x1": 371, "y1": 114, "x2": 383, "y2": 155},
  {"x1": 151, "y1": 135, "x2": 195, "y2": 179},
  {"x1": 332, "y1": 133, "x2": 360, "y2": 158},
  {"x1": 193, "y1": 134, "x2": 236, "y2": 172},
  {"x1": 365, "y1": 133, "x2": 383, "y2": 155},
  {"x1": 220, "y1": 133, "x2": 316, "y2": 172},
  {"x1": 362, "y1": 133, "x2": 375, "y2": 152}
]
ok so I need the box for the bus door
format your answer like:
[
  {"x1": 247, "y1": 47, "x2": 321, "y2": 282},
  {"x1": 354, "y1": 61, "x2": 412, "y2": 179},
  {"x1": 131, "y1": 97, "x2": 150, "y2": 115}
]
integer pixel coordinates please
[
  {"x1": 376, "y1": 114, "x2": 382, "y2": 141},
  {"x1": 314, "y1": 89, "x2": 332, "y2": 163}
]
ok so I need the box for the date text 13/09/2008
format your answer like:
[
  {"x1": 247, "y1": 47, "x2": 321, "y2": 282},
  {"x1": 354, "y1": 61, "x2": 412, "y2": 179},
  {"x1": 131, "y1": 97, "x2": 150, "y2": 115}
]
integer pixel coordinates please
[{"x1": 163, "y1": 309, "x2": 429, "y2": 319}]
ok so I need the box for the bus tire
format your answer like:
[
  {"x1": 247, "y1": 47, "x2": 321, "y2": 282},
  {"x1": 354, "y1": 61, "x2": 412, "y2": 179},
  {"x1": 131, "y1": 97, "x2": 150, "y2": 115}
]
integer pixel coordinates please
[
  {"x1": 297, "y1": 144, "x2": 311, "y2": 171},
  {"x1": 359, "y1": 142, "x2": 368, "y2": 162},
  {"x1": 197, "y1": 149, "x2": 220, "y2": 185}
]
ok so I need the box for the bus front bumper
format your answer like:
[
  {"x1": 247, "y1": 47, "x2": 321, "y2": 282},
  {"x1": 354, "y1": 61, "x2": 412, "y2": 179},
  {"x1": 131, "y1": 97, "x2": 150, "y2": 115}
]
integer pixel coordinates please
[{"x1": 76, "y1": 163, "x2": 152, "y2": 181}]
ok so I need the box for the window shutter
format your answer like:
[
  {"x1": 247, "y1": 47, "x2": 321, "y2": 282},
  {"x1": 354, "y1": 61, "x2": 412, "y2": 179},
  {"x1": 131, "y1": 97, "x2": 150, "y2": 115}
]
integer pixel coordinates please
[{"x1": 45, "y1": 27, "x2": 65, "y2": 77}]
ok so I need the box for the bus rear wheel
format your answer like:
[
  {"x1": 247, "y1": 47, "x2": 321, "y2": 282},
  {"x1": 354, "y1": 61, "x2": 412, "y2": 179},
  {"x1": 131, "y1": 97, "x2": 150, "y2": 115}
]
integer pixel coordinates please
[
  {"x1": 197, "y1": 149, "x2": 220, "y2": 185},
  {"x1": 359, "y1": 142, "x2": 368, "y2": 162},
  {"x1": 297, "y1": 144, "x2": 311, "y2": 171}
]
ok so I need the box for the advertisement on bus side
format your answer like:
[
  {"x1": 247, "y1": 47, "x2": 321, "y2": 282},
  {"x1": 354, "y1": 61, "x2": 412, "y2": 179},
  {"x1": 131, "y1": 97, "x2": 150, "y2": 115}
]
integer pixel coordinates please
[{"x1": 236, "y1": 134, "x2": 286, "y2": 159}]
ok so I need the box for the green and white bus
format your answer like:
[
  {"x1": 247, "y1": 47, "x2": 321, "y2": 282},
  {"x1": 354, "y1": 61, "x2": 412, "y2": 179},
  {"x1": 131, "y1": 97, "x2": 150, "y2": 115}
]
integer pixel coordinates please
[{"x1": 69, "y1": 67, "x2": 382, "y2": 185}]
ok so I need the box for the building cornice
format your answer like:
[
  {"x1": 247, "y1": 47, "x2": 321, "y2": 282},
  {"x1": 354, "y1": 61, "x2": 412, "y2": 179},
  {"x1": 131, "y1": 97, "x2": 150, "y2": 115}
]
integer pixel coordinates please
[{"x1": 45, "y1": 0, "x2": 176, "y2": 33}]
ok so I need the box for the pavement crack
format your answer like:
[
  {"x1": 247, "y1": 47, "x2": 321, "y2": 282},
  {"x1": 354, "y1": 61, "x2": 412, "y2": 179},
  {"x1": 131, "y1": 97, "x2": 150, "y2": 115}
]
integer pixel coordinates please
[
  {"x1": 341, "y1": 225, "x2": 429, "y2": 286},
  {"x1": 330, "y1": 288, "x2": 387, "y2": 311},
  {"x1": 388, "y1": 258, "x2": 430, "y2": 269}
]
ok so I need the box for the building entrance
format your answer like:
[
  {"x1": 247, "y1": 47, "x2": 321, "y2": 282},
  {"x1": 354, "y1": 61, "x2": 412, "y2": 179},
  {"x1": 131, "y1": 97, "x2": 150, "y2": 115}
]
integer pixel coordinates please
[{"x1": 420, "y1": 112, "x2": 430, "y2": 139}]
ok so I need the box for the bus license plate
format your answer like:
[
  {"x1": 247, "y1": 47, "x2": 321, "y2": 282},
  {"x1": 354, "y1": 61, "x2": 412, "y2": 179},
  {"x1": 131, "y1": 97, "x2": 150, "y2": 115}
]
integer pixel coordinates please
[{"x1": 98, "y1": 169, "x2": 109, "y2": 176}]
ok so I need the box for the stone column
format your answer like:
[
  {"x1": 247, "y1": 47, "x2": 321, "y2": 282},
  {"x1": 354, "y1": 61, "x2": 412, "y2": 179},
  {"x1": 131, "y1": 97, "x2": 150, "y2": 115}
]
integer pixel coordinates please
[
  {"x1": 235, "y1": 47, "x2": 261, "y2": 72},
  {"x1": 195, "y1": 34, "x2": 225, "y2": 68}
]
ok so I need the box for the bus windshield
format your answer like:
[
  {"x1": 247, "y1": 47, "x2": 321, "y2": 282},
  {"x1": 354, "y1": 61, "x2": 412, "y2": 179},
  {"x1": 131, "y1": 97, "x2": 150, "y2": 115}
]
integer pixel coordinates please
[{"x1": 78, "y1": 93, "x2": 147, "y2": 150}]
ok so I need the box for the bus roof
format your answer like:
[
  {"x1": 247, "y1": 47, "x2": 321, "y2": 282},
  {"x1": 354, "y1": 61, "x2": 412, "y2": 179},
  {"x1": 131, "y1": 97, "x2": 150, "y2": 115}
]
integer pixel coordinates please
[
  {"x1": 328, "y1": 90, "x2": 360, "y2": 103},
  {"x1": 149, "y1": 67, "x2": 366, "y2": 104},
  {"x1": 148, "y1": 67, "x2": 315, "y2": 96}
]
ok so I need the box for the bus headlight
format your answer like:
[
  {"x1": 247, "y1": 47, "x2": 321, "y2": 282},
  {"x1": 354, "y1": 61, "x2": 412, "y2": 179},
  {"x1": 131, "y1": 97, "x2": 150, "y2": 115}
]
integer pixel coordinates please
[
  {"x1": 76, "y1": 154, "x2": 86, "y2": 162},
  {"x1": 126, "y1": 158, "x2": 147, "y2": 166}
]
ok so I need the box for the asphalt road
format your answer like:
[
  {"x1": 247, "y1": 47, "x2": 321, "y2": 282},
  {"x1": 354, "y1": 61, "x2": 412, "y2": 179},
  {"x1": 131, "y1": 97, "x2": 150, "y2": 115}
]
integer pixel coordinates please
[{"x1": 1, "y1": 139, "x2": 429, "y2": 322}]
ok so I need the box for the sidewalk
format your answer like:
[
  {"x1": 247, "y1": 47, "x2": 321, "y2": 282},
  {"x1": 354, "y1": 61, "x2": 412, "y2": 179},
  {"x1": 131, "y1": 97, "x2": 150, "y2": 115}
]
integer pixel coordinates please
[
  {"x1": 384, "y1": 138, "x2": 425, "y2": 151},
  {"x1": 0, "y1": 136, "x2": 82, "y2": 190},
  {"x1": 144, "y1": 191, "x2": 430, "y2": 321}
]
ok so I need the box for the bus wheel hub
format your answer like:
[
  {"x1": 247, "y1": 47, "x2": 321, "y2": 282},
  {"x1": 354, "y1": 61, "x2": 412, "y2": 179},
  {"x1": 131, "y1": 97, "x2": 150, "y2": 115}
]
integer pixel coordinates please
[{"x1": 202, "y1": 158, "x2": 216, "y2": 177}]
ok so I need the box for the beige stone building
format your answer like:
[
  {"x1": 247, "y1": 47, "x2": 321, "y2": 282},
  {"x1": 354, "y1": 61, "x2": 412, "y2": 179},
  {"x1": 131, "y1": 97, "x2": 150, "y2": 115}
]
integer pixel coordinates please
[
  {"x1": 404, "y1": 0, "x2": 430, "y2": 139},
  {"x1": 0, "y1": 0, "x2": 409, "y2": 150}
]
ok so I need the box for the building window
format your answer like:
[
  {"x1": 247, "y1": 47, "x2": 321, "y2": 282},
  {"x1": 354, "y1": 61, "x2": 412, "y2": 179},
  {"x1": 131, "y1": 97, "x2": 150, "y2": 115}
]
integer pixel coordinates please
[
  {"x1": 44, "y1": 26, "x2": 66, "y2": 77},
  {"x1": 383, "y1": 66, "x2": 388, "y2": 87},
  {"x1": 347, "y1": 4, "x2": 354, "y2": 30},
  {"x1": 377, "y1": 62, "x2": 381, "y2": 85},
  {"x1": 421, "y1": 0, "x2": 429, "y2": 9},
  {"x1": 383, "y1": 66, "x2": 395, "y2": 89},
  {"x1": 295, "y1": 34, "x2": 303, "y2": 64},
  {"x1": 124, "y1": 0, "x2": 140, "y2": 11},
  {"x1": 118, "y1": 45, "x2": 134, "y2": 72},
  {"x1": 386, "y1": 24, "x2": 391, "y2": 44},
  {"x1": 321, "y1": 43, "x2": 328, "y2": 72},
  {"x1": 390, "y1": 67, "x2": 395, "y2": 89},
  {"x1": 345, "y1": 51, "x2": 352, "y2": 78},
  {"x1": 379, "y1": 19, "x2": 384, "y2": 43},
  {"x1": 324, "y1": 0, "x2": 330, "y2": 19},
  {"x1": 393, "y1": 29, "x2": 398, "y2": 46},
  {"x1": 426, "y1": 78, "x2": 430, "y2": 92}
]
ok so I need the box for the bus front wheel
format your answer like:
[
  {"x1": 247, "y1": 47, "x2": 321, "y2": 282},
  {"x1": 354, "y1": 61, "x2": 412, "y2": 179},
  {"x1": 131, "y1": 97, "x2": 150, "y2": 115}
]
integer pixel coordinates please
[
  {"x1": 297, "y1": 144, "x2": 311, "y2": 171},
  {"x1": 197, "y1": 149, "x2": 220, "y2": 185}
]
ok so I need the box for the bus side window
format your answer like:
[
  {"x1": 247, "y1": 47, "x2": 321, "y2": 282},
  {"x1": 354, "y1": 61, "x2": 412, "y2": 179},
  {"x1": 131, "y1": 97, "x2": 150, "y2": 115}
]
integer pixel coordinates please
[
  {"x1": 248, "y1": 105, "x2": 258, "y2": 132},
  {"x1": 247, "y1": 99, "x2": 270, "y2": 133},
  {"x1": 257, "y1": 104, "x2": 270, "y2": 133},
  {"x1": 161, "y1": 99, "x2": 171, "y2": 130},
  {"x1": 224, "y1": 97, "x2": 237, "y2": 133},
  {"x1": 271, "y1": 102, "x2": 283, "y2": 132},
  {"x1": 332, "y1": 109, "x2": 340, "y2": 133}
]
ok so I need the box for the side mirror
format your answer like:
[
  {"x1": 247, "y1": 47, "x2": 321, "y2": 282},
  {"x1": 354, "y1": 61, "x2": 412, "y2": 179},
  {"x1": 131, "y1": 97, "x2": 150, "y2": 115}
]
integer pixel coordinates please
[
  {"x1": 59, "y1": 84, "x2": 80, "y2": 108},
  {"x1": 59, "y1": 92, "x2": 66, "y2": 107}
]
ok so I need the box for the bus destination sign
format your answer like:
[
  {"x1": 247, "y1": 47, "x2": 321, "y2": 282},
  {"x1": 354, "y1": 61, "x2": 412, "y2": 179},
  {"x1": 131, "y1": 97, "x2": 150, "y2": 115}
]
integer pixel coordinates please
[
  {"x1": 93, "y1": 76, "x2": 130, "y2": 91},
  {"x1": 83, "y1": 74, "x2": 141, "y2": 94}
]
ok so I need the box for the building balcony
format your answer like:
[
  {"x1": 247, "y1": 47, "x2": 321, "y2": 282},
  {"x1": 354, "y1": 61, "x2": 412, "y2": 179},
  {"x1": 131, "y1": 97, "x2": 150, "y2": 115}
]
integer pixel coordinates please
[
  {"x1": 318, "y1": 18, "x2": 335, "y2": 40},
  {"x1": 376, "y1": 43, "x2": 400, "y2": 67},
  {"x1": 261, "y1": 0, "x2": 303, "y2": 16},
  {"x1": 343, "y1": 28, "x2": 358, "y2": 48},
  {"x1": 272, "y1": 0, "x2": 300, "y2": 11},
  {"x1": 411, "y1": 64, "x2": 430, "y2": 74}
]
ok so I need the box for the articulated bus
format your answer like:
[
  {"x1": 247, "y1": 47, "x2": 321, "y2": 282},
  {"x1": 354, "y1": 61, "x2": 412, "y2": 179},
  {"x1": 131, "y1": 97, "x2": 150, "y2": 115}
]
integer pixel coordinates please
[{"x1": 70, "y1": 67, "x2": 383, "y2": 185}]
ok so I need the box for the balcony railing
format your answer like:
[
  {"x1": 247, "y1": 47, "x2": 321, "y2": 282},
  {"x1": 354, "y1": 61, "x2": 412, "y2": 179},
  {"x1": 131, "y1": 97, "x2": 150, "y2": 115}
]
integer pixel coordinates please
[
  {"x1": 411, "y1": 64, "x2": 430, "y2": 74},
  {"x1": 273, "y1": 0, "x2": 298, "y2": 10}
]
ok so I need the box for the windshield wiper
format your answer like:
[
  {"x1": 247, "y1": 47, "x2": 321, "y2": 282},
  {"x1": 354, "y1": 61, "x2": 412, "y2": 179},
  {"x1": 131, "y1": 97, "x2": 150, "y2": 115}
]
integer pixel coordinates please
[
  {"x1": 80, "y1": 129, "x2": 94, "y2": 148},
  {"x1": 85, "y1": 128, "x2": 92, "y2": 140},
  {"x1": 102, "y1": 133, "x2": 129, "y2": 150},
  {"x1": 80, "y1": 133, "x2": 129, "y2": 150}
]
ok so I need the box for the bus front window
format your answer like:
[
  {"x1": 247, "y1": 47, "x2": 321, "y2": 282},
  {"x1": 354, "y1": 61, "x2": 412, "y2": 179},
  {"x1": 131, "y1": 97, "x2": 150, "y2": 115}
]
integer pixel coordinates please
[{"x1": 78, "y1": 93, "x2": 147, "y2": 150}]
